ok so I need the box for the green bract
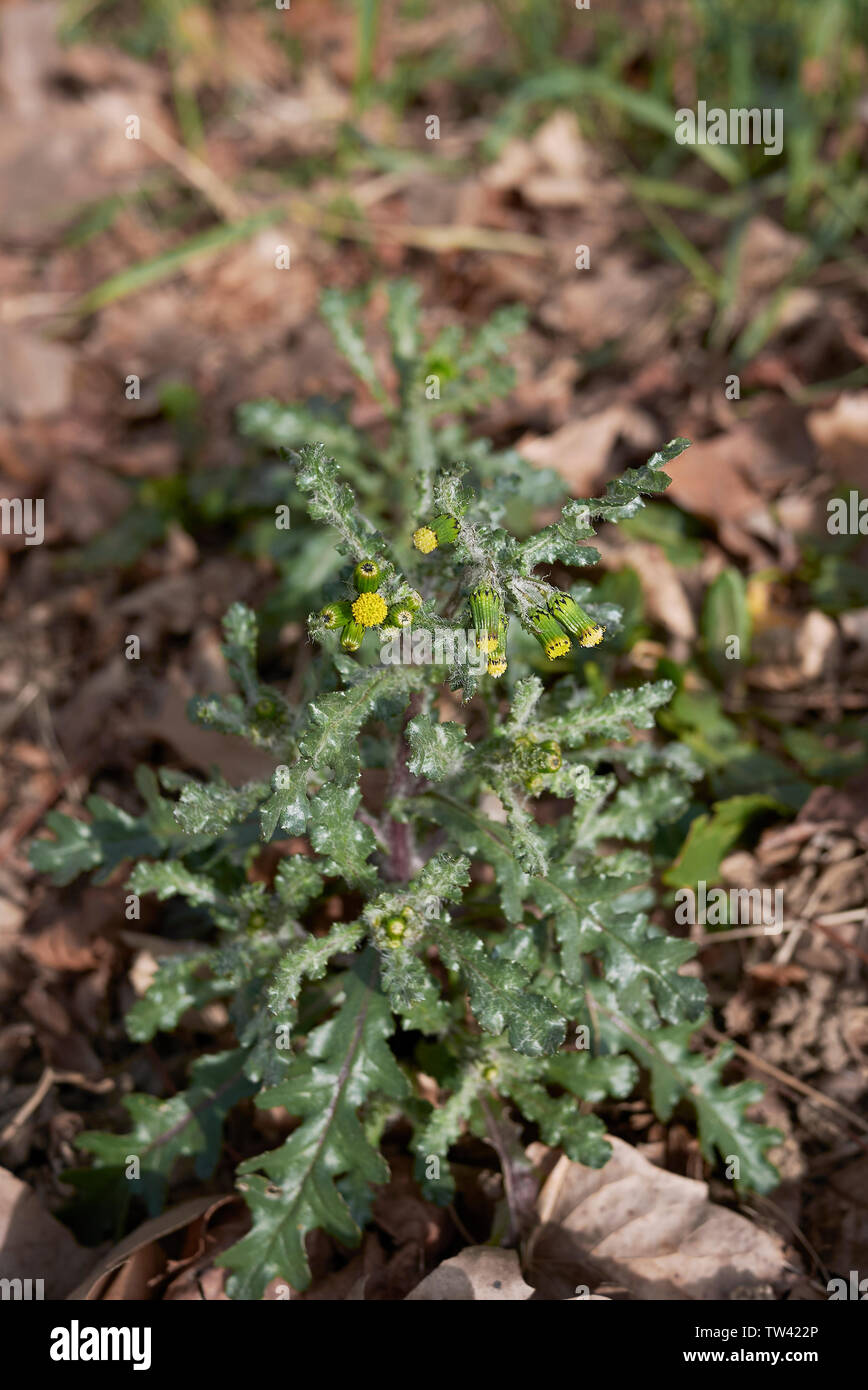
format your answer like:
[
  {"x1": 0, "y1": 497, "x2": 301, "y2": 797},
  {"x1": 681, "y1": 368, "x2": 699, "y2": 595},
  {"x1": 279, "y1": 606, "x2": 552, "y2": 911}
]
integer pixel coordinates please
[
  {"x1": 527, "y1": 607, "x2": 572, "y2": 661},
  {"x1": 469, "y1": 583, "x2": 503, "y2": 653},
  {"x1": 340, "y1": 619, "x2": 365, "y2": 650},
  {"x1": 320, "y1": 599, "x2": 353, "y2": 629},
  {"x1": 353, "y1": 559, "x2": 383, "y2": 592},
  {"x1": 30, "y1": 294, "x2": 780, "y2": 1300},
  {"x1": 548, "y1": 592, "x2": 605, "y2": 648}
]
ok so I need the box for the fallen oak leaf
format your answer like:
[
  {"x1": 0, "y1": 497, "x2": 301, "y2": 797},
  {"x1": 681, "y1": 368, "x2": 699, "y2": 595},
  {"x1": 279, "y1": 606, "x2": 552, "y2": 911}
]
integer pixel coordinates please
[
  {"x1": 405, "y1": 1246, "x2": 534, "y2": 1301},
  {"x1": 66, "y1": 1195, "x2": 220, "y2": 1300},
  {"x1": 0, "y1": 1165, "x2": 94, "y2": 1299},
  {"x1": 527, "y1": 1137, "x2": 795, "y2": 1301}
]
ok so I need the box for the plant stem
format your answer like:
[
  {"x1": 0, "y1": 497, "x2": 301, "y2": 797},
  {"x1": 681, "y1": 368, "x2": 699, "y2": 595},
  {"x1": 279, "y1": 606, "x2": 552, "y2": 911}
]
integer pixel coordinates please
[{"x1": 385, "y1": 691, "x2": 423, "y2": 882}]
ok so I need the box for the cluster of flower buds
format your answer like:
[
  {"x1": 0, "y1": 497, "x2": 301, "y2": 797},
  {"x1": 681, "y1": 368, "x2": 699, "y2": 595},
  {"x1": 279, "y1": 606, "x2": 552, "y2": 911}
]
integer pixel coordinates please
[
  {"x1": 512, "y1": 734, "x2": 563, "y2": 793},
  {"x1": 367, "y1": 905, "x2": 420, "y2": 950},
  {"x1": 412, "y1": 514, "x2": 460, "y2": 554},
  {"x1": 381, "y1": 912, "x2": 411, "y2": 945},
  {"x1": 527, "y1": 592, "x2": 605, "y2": 661},
  {"x1": 319, "y1": 560, "x2": 391, "y2": 651}
]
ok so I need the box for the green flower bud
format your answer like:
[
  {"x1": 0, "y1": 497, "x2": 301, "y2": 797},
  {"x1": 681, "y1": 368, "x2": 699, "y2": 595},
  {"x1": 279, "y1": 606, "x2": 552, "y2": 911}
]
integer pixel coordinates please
[
  {"x1": 413, "y1": 515, "x2": 460, "y2": 554},
  {"x1": 320, "y1": 600, "x2": 354, "y2": 629},
  {"x1": 528, "y1": 609, "x2": 571, "y2": 661},
  {"x1": 383, "y1": 914, "x2": 408, "y2": 942},
  {"x1": 539, "y1": 738, "x2": 562, "y2": 772},
  {"x1": 513, "y1": 733, "x2": 561, "y2": 790},
  {"x1": 469, "y1": 584, "x2": 502, "y2": 653},
  {"x1": 340, "y1": 620, "x2": 366, "y2": 651},
  {"x1": 354, "y1": 560, "x2": 383, "y2": 593},
  {"x1": 547, "y1": 593, "x2": 605, "y2": 648},
  {"x1": 388, "y1": 603, "x2": 415, "y2": 628}
]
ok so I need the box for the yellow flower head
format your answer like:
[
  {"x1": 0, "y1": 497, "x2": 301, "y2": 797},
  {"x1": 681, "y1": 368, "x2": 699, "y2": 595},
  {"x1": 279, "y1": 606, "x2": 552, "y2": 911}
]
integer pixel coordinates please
[
  {"x1": 544, "y1": 635, "x2": 571, "y2": 660},
  {"x1": 579, "y1": 623, "x2": 605, "y2": 648},
  {"x1": 412, "y1": 515, "x2": 459, "y2": 554},
  {"x1": 352, "y1": 591, "x2": 388, "y2": 628},
  {"x1": 487, "y1": 656, "x2": 507, "y2": 678},
  {"x1": 413, "y1": 525, "x2": 437, "y2": 555},
  {"x1": 529, "y1": 608, "x2": 572, "y2": 662}
]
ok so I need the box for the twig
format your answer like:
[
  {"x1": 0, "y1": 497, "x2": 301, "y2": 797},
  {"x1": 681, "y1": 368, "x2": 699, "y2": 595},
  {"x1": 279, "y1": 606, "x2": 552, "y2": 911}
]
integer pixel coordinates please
[
  {"x1": 137, "y1": 121, "x2": 248, "y2": 222},
  {"x1": 0, "y1": 1068, "x2": 114, "y2": 1147},
  {"x1": 812, "y1": 920, "x2": 868, "y2": 969},
  {"x1": 66, "y1": 203, "x2": 548, "y2": 318},
  {"x1": 693, "y1": 921, "x2": 801, "y2": 947},
  {"x1": 446, "y1": 1202, "x2": 477, "y2": 1247},
  {"x1": 704, "y1": 1026, "x2": 868, "y2": 1138},
  {"x1": 692, "y1": 908, "x2": 868, "y2": 952},
  {"x1": 741, "y1": 1193, "x2": 830, "y2": 1286}
]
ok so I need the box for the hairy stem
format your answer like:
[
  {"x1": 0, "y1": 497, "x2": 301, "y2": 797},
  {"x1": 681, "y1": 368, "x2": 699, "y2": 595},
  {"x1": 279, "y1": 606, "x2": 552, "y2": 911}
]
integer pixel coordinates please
[{"x1": 384, "y1": 690, "x2": 424, "y2": 881}]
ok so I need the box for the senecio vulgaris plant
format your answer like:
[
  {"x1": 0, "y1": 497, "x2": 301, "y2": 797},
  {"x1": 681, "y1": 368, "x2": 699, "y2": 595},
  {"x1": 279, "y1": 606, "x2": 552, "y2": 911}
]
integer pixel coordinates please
[{"x1": 32, "y1": 314, "x2": 781, "y2": 1302}]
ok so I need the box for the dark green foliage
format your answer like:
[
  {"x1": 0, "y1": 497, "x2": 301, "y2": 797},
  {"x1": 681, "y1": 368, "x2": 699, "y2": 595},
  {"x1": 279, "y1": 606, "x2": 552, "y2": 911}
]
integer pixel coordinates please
[{"x1": 31, "y1": 293, "x2": 780, "y2": 1298}]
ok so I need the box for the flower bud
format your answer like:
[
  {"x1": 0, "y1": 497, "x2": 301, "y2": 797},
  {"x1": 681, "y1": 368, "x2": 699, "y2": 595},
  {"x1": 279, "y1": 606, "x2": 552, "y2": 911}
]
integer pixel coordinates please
[
  {"x1": 340, "y1": 620, "x2": 366, "y2": 651},
  {"x1": 539, "y1": 738, "x2": 562, "y2": 772},
  {"x1": 547, "y1": 593, "x2": 605, "y2": 648},
  {"x1": 320, "y1": 600, "x2": 354, "y2": 629},
  {"x1": 388, "y1": 602, "x2": 415, "y2": 628},
  {"x1": 354, "y1": 559, "x2": 383, "y2": 593},
  {"x1": 469, "y1": 584, "x2": 502, "y2": 653},
  {"x1": 383, "y1": 914, "x2": 408, "y2": 944},
  {"x1": 528, "y1": 608, "x2": 571, "y2": 661}
]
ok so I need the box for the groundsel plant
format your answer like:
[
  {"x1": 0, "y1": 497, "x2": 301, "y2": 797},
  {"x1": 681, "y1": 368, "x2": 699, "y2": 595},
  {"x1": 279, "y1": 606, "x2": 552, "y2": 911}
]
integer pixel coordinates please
[{"x1": 32, "y1": 340, "x2": 781, "y2": 1303}]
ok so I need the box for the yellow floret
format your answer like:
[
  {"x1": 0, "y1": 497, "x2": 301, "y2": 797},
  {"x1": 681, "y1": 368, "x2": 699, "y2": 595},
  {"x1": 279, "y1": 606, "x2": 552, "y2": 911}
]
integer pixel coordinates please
[
  {"x1": 412, "y1": 525, "x2": 438, "y2": 554},
  {"x1": 476, "y1": 632, "x2": 499, "y2": 653},
  {"x1": 352, "y1": 591, "x2": 388, "y2": 628},
  {"x1": 579, "y1": 624, "x2": 605, "y2": 648},
  {"x1": 544, "y1": 635, "x2": 571, "y2": 660},
  {"x1": 488, "y1": 657, "x2": 507, "y2": 677}
]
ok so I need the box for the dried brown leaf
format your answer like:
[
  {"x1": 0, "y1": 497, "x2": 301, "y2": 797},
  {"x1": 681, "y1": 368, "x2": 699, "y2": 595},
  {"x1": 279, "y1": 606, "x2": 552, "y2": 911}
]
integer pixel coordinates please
[
  {"x1": 0, "y1": 1164, "x2": 93, "y2": 1299},
  {"x1": 405, "y1": 1246, "x2": 534, "y2": 1301},
  {"x1": 528, "y1": 1138, "x2": 792, "y2": 1300}
]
